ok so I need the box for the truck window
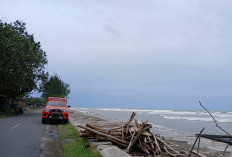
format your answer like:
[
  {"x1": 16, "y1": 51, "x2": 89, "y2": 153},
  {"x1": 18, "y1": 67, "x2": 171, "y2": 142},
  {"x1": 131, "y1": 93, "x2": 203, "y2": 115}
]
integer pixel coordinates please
[{"x1": 47, "y1": 101, "x2": 67, "y2": 107}]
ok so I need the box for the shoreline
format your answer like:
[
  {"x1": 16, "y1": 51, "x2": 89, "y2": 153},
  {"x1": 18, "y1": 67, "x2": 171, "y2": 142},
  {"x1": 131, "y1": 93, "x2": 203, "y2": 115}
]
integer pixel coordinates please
[{"x1": 69, "y1": 109, "x2": 231, "y2": 157}]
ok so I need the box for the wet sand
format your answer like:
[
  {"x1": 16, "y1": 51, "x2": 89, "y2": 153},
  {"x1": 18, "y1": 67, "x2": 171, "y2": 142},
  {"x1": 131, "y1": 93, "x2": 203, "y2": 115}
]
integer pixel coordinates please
[{"x1": 69, "y1": 109, "x2": 231, "y2": 157}]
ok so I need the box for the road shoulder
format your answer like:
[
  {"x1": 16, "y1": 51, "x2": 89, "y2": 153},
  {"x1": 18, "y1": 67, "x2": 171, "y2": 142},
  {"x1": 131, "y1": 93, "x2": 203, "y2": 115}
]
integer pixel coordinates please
[{"x1": 41, "y1": 125, "x2": 64, "y2": 157}]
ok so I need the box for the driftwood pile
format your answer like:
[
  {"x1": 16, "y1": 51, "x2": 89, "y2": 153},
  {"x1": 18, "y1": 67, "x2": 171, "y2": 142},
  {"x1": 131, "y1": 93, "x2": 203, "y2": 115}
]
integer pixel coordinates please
[{"x1": 77, "y1": 112, "x2": 186, "y2": 156}]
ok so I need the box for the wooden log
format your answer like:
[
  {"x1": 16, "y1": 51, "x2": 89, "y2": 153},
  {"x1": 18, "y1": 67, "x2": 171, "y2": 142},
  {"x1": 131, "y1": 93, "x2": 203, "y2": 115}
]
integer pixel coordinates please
[
  {"x1": 189, "y1": 149, "x2": 207, "y2": 157},
  {"x1": 188, "y1": 128, "x2": 204, "y2": 157},
  {"x1": 199, "y1": 101, "x2": 232, "y2": 136},
  {"x1": 164, "y1": 145, "x2": 177, "y2": 157},
  {"x1": 141, "y1": 141, "x2": 151, "y2": 151},
  {"x1": 94, "y1": 136, "x2": 128, "y2": 147},
  {"x1": 147, "y1": 136, "x2": 155, "y2": 152},
  {"x1": 78, "y1": 112, "x2": 185, "y2": 157},
  {"x1": 86, "y1": 124, "x2": 122, "y2": 136},
  {"x1": 81, "y1": 132, "x2": 96, "y2": 137},
  {"x1": 109, "y1": 126, "x2": 123, "y2": 130},
  {"x1": 125, "y1": 112, "x2": 136, "y2": 136},
  {"x1": 107, "y1": 132, "x2": 122, "y2": 136},
  {"x1": 223, "y1": 144, "x2": 229, "y2": 156},
  {"x1": 144, "y1": 137, "x2": 147, "y2": 143},
  {"x1": 125, "y1": 135, "x2": 132, "y2": 140},
  {"x1": 134, "y1": 119, "x2": 141, "y2": 129},
  {"x1": 77, "y1": 125, "x2": 129, "y2": 146},
  {"x1": 125, "y1": 125, "x2": 130, "y2": 136},
  {"x1": 127, "y1": 125, "x2": 152, "y2": 153},
  {"x1": 108, "y1": 138, "x2": 128, "y2": 148},
  {"x1": 108, "y1": 130, "x2": 122, "y2": 133},
  {"x1": 132, "y1": 123, "x2": 138, "y2": 132},
  {"x1": 81, "y1": 130, "x2": 91, "y2": 133},
  {"x1": 127, "y1": 112, "x2": 136, "y2": 124},
  {"x1": 152, "y1": 133, "x2": 162, "y2": 154},
  {"x1": 126, "y1": 131, "x2": 136, "y2": 152},
  {"x1": 81, "y1": 135, "x2": 96, "y2": 139},
  {"x1": 157, "y1": 136, "x2": 180, "y2": 156},
  {"x1": 142, "y1": 131, "x2": 153, "y2": 136},
  {"x1": 150, "y1": 142, "x2": 154, "y2": 150},
  {"x1": 86, "y1": 124, "x2": 108, "y2": 132},
  {"x1": 122, "y1": 124, "x2": 125, "y2": 140},
  {"x1": 95, "y1": 135, "x2": 122, "y2": 139},
  {"x1": 137, "y1": 141, "x2": 150, "y2": 154}
]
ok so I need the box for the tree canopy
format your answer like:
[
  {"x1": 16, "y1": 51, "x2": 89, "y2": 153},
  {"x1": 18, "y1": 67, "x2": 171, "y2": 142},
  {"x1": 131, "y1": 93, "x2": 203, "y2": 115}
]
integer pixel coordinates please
[
  {"x1": 0, "y1": 20, "x2": 48, "y2": 98},
  {"x1": 25, "y1": 97, "x2": 46, "y2": 107},
  {"x1": 40, "y1": 74, "x2": 70, "y2": 99}
]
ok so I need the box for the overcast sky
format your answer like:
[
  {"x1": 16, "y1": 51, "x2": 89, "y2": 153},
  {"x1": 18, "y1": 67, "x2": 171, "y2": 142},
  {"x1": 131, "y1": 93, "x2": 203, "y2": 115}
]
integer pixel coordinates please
[{"x1": 1, "y1": 0, "x2": 232, "y2": 111}]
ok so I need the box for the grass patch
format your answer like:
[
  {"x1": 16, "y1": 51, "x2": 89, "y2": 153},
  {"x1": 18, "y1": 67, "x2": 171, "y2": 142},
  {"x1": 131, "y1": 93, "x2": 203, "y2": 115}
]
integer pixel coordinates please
[
  {"x1": 0, "y1": 107, "x2": 41, "y2": 119},
  {"x1": 0, "y1": 109, "x2": 15, "y2": 119},
  {"x1": 58, "y1": 123, "x2": 102, "y2": 157}
]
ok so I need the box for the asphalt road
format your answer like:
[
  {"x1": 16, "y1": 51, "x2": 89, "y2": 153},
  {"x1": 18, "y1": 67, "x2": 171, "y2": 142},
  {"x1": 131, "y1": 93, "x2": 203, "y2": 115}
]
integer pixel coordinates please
[{"x1": 0, "y1": 110, "x2": 63, "y2": 157}]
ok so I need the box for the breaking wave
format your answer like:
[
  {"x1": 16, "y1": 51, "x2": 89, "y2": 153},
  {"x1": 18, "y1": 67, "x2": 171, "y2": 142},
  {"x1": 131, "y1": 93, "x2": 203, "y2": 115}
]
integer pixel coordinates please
[
  {"x1": 72, "y1": 108, "x2": 232, "y2": 123},
  {"x1": 162, "y1": 116, "x2": 232, "y2": 123}
]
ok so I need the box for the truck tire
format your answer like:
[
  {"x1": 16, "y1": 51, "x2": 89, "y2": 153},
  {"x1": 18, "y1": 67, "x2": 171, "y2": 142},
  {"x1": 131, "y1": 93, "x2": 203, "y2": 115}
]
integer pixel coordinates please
[{"x1": 42, "y1": 118, "x2": 46, "y2": 124}]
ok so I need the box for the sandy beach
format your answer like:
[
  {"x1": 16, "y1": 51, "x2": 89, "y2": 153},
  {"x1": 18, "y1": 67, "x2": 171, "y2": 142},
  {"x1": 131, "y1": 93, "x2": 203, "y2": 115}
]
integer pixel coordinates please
[{"x1": 69, "y1": 109, "x2": 231, "y2": 157}]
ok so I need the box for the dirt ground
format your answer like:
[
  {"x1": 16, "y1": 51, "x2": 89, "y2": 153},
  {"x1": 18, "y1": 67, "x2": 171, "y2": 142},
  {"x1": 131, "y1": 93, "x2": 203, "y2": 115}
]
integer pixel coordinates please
[
  {"x1": 69, "y1": 110, "x2": 231, "y2": 157},
  {"x1": 41, "y1": 125, "x2": 63, "y2": 157}
]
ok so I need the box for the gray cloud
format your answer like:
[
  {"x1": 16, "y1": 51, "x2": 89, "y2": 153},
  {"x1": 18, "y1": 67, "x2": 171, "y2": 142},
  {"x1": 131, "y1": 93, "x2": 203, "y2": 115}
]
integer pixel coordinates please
[
  {"x1": 104, "y1": 24, "x2": 120, "y2": 37},
  {"x1": 1, "y1": 0, "x2": 232, "y2": 110}
]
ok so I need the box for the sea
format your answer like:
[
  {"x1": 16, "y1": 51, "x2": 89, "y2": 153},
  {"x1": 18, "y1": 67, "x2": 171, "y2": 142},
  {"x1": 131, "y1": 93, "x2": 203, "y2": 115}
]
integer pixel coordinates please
[{"x1": 71, "y1": 107, "x2": 232, "y2": 154}]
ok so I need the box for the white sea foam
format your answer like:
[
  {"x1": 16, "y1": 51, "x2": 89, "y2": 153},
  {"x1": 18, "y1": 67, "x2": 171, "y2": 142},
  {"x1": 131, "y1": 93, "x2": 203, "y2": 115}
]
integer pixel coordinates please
[
  {"x1": 71, "y1": 107, "x2": 89, "y2": 111},
  {"x1": 97, "y1": 108, "x2": 152, "y2": 113},
  {"x1": 71, "y1": 108, "x2": 91, "y2": 114},
  {"x1": 146, "y1": 110, "x2": 232, "y2": 123},
  {"x1": 162, "y1": 116, "x2": 213, "y2": 121},
  {"x1": 162, "y1": 115, "x2": 232, "y2": 123},
  {"x1": 72, "y1": 107, "x2": 232, "y2": 123},
  {"x1": 98, "y1": 108, "x2": 123, "y2": 111},
  {"x1": 150, "y1": 123, "x2": 174, "y2": 131}
]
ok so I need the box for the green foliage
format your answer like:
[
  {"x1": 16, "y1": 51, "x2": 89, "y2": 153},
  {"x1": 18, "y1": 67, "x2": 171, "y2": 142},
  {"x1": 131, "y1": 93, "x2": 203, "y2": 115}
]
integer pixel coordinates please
[
  {"x1": 0, "y1": 20, "x2": 48, "y2": 98},
  {"x1": 0, "y1": 109, "x2": 15, "y2": 119},
  {"x1": 40, "y1": 74, "x2": 70, "y2": 99},
  {"x1": 58, "y1": 123, "x2": 102, "y2": 157},
  {"x1": 25, "y1": 97, "x2": 46, "y2": 106}
]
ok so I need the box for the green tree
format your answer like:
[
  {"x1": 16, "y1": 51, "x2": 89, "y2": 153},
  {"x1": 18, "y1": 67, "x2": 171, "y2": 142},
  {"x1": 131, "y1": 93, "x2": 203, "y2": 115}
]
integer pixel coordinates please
[
  {"x1": 25, "y1": 97, "x2": 46, "y2": 107},
  {"x1": 0, "y1": 20, "x2": 48, "y2": 98},
  {"x1": 40, "y1": 74, "x2": 70, "y2": 99}
]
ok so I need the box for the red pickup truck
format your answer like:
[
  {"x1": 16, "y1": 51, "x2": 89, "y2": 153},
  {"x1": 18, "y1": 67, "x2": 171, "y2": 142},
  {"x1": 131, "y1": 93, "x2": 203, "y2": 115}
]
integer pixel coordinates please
[{"x1": 42, "y1": 97, "x2": 70, "y2": 123}]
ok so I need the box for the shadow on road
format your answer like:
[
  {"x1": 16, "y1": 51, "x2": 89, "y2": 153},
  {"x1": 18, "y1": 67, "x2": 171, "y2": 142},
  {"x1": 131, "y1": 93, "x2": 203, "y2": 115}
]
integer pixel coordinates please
[{"x1": 42, "y1": 119, "x2": 68, "y2": 125}]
